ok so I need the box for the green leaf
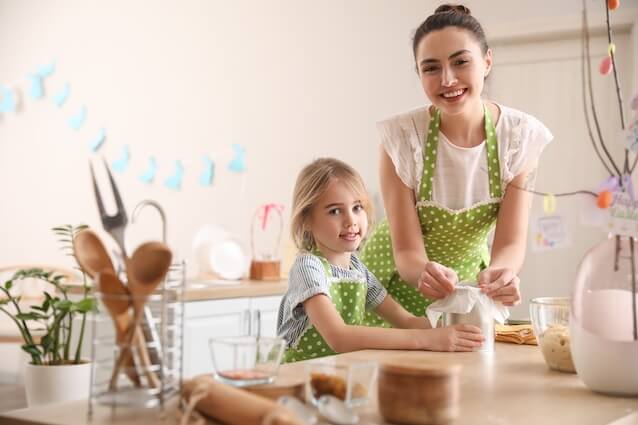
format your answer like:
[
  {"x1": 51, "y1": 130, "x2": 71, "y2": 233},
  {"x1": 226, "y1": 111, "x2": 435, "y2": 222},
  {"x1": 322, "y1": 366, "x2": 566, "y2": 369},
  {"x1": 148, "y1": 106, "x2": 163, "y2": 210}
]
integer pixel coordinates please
[
  {"x1": 5, "y1": 281, "x2": 13, "y2": 290},
  {"x1": 51, "y1": 225, "x2": 72, "y2": 232},
  {"x1": 16, "y1": 312, "x2": 41, "y2": 321},
  {"x1": 74, "y1": 298, "x2": 97, "y2": 313},
  {"x1": 40, "y1": 334, "x2": 54, "y2": 353},
  {"x1": 53, "y1": 300, "x2": 72, "y2": 311},
  {"x1": 21, "y1": 344, "x2": 42, "y2": 358}
]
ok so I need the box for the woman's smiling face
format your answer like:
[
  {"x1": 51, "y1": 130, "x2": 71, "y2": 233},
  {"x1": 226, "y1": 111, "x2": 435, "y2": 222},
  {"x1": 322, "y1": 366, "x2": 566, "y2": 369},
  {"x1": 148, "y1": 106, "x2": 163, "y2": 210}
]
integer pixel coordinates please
[{"x1": 415, "y1": 26, "x2": 492, "y2": 115}]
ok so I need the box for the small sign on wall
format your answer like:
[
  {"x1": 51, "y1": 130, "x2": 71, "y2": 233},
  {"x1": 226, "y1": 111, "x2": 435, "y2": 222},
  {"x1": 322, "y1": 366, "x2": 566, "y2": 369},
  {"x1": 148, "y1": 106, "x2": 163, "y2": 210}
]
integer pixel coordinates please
[
  {"x1": 531, "y1": 214, "x2": 570, "y2": 252},
  {"x1": 608, "y1": 192, "x2": 638, "y2": 238}
]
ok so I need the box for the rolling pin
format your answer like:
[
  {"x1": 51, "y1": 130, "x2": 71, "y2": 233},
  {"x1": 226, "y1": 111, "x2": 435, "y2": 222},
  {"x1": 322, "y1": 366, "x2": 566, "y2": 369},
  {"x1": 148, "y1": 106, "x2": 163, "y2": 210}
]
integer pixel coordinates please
[{"x1": 181, "y1": 375, "x2": 304, "y2": 425}]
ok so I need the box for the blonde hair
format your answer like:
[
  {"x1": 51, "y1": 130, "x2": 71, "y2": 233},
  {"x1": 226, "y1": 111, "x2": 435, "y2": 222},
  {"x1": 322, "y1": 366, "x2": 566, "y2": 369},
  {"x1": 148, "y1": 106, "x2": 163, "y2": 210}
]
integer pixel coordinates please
[{"x1": 291, "y1": 158, "x2": 374, "y2": 251}]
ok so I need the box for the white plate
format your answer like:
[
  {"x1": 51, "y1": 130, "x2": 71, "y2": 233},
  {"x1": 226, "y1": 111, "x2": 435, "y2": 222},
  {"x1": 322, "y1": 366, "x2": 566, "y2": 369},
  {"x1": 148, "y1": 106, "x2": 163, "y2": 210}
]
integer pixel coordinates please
[
  {"x1": 209, "y1": 238, "x2": 249, "y2": 280},
  {"x1": 191, "y1": 224, "x2": 230, "y2": 274}
]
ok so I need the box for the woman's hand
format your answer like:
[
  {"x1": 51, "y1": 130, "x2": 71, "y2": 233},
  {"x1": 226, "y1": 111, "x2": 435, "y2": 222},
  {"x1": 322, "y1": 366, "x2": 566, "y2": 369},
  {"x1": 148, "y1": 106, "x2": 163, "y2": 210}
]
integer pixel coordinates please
[
  {"x1": 420, "y1": 324, "x2": 485, "y2": 352},
  {"x1": 417, "y1": 261, "x2": 458, "y2": 299},
  {"x1": 477, "y1": 267, "x2": 521, "y2": 306}
]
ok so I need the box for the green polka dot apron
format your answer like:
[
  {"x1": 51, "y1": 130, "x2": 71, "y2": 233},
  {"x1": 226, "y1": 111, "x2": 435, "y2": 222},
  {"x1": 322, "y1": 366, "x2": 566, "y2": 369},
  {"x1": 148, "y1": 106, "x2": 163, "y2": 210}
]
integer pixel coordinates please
[
  {"x1": 360, "y1": 105, "x2": 502, "y2": 326},
  {"x1": 282, "y1": 255, "x2": 369, "y2": 363}
]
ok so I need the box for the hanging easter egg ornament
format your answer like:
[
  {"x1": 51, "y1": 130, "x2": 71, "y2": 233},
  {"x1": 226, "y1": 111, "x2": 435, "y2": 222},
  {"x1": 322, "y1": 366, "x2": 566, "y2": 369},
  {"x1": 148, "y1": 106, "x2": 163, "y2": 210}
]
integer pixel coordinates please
[
  {"x1": 608, "y1": 0, "x2": 619, "y2": 10},
  {"x1": 543, "y1": 194, "x2": 556, "y2": 214},
  {"x1": 599, "y1": 56, "x2": 613, "y2": 75},
  {"x1": 597, "y1": 190, "x2": 613, "y2": 209}
]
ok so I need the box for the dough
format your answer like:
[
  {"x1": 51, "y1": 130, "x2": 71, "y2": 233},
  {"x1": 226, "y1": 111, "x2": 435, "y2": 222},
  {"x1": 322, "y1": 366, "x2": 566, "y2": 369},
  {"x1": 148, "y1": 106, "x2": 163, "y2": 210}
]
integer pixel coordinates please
[{"x1": 539, "y1": 324, "x2": 576, "y2": 373}]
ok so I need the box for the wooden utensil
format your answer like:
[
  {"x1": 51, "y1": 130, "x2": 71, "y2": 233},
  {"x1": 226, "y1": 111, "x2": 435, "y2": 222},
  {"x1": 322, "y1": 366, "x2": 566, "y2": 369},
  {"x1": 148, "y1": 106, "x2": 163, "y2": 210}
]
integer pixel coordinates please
[
  {"x1": 378, "y1": 359, "x2": 462, "y2": 425},
  {"x1": 72, "y1": 229, "x2": 115, "y2": 279},
  {"x1": 97, "y1": 271, "x2": 141, "y2": 388},
  {"x1": 182, "y1": 375, "x2": 304, "y2": 425},
  {"x1": 110, "y1": 241, "x2": 172, "y2": 389},
  {"x1": 127, "y1": 241, "x2": 173, "y2": 322},
  {"x1": 73, "y1": 230, "x2": 143, "y2": 388}
]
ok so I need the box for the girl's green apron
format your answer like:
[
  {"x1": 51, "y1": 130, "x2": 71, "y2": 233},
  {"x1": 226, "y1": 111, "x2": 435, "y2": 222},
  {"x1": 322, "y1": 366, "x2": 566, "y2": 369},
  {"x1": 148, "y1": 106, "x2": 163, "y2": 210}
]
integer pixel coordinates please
[
  {"x1": 283, "y1": 255, "x2": 369, "y2": 363},
  {"x1": 361, "y1": 106, "x2": 502, "y2": 326}
]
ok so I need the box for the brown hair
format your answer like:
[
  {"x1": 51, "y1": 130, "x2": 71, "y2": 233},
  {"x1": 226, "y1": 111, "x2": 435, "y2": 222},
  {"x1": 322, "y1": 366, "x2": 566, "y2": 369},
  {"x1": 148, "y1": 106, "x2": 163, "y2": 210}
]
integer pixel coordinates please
[
  {"x1": 290, "y1": 158, "x2": 374, "y2": 251},
  {"x1": 412, "y1": 4, "x2": 488, "y2": 63}
]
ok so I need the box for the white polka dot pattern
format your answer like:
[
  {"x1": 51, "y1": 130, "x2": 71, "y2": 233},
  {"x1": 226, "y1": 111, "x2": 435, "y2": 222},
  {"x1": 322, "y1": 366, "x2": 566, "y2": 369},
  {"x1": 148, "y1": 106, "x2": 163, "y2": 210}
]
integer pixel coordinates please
[
  {"x1": 360, "y1": 106, "x2": 502, "y2": 326},
  {"x1": 282, "y1": 257, "x2": 370, "y2": 363}
]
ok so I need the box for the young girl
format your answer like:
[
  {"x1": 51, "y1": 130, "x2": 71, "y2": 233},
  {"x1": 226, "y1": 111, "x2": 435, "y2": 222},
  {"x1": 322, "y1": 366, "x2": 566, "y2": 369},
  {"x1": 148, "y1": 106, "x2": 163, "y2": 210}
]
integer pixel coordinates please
[
  {"x1": 361, "y1": 4, "x2": 553, "y2": 326},
  {"x1": 276, "y1": 158, "x2": 484, "y2": 362}
]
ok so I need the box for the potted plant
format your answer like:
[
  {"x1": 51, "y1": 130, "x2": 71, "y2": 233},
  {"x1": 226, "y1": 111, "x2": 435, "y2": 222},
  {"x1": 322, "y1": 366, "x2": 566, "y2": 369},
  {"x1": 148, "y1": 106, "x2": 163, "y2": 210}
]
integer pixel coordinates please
[{"x1": 0, "y1": 224, "x2": 97, "y2": 406}]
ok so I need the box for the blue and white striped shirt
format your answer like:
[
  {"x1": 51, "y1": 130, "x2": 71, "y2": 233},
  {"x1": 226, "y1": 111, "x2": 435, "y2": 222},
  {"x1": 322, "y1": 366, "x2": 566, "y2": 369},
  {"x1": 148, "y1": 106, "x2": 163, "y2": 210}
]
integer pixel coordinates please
[{"x1": 276, "y1": 252, "x2": 387, "y2": 348}]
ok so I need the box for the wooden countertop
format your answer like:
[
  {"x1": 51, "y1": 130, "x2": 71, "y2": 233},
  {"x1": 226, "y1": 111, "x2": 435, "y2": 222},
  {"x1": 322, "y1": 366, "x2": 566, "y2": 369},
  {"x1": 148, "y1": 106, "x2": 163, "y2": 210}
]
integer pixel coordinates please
[
  {"x1": 66, "y1": 276, "x2": 288, "y2": 302},
  {"x1": 182, "y1": 276, "x2": 288, "y2": 301},
  {"x1": 1, "y1": 343, "x2": 636, "y2": 425},
  {"x1": 0, "y1": 276, "x2": 287, "y2": 343}
]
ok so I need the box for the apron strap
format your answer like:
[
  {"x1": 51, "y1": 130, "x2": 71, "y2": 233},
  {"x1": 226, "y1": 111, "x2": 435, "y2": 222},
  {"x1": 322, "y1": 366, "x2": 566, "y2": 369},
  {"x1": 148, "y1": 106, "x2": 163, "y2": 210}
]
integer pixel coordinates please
[
  {"x1": 418, "y1": 108, "x2": 441, "y2": 202},
  {"x1": 418, "y1": 105, "x2": 502, "y2": 202},
  {"x1": 483, "y1": 105, "x2": 502, "y2": 198},
  {"x1": 310, "y1": 249, "x2": 333, "y2": 277}
]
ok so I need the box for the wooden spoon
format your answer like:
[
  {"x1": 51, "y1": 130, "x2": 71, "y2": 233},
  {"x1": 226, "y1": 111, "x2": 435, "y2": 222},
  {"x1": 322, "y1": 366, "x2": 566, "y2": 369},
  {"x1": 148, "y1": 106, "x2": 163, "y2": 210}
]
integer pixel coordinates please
[
  {"x1": 111, "y1": 241, "x2": 172, "y2": 389},
  {"x1": 98, "y1": 270, "x2": 141, "y2": 389},
  {"x1": 73, "y1": 230, "x2": 144, "y2": 388},
  {"x1": 72, "y1": 229, "x2": 115, "y2": 279}
]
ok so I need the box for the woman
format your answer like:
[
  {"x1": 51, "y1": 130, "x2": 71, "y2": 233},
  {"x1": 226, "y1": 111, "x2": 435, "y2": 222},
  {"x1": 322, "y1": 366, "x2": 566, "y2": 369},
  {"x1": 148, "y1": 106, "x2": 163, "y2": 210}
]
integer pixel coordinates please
[{"x1": 361, "y1": 4, "x2": 552, "y2": 325}]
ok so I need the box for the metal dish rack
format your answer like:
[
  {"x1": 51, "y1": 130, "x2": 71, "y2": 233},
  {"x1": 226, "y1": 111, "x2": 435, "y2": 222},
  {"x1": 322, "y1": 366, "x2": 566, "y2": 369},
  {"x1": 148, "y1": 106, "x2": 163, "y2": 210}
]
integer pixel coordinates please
[{"x1": 88, "y1": 261, "x2": 185, "y2": 416}]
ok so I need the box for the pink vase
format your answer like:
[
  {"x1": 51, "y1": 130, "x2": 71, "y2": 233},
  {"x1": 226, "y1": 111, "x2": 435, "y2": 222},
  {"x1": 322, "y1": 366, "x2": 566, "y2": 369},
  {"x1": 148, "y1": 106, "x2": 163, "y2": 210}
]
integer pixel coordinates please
[{"x1": 571, "y1": 235, "x2": 638, "y2": 396}]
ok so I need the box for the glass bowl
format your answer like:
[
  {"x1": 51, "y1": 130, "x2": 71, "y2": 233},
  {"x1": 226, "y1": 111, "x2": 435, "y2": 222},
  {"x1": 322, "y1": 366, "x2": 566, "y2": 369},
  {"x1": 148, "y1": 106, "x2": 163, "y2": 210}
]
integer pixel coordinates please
[
  {"x1": 529, "y1": 297, "x2": 575, "y2": 373},
  {"x1": 304, "y1": 360, "x2": 378, "y2": 407},
  {"x1": 209, "y1": 336, "x2": 285, "y2": 386}
]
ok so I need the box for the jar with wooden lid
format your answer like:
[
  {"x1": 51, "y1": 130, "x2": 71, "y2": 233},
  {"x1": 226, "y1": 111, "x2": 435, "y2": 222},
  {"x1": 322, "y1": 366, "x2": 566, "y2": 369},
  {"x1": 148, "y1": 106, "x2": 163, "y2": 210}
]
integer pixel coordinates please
[{"x1": 378, "y1": 360, "x2": 461, "y2": 425}]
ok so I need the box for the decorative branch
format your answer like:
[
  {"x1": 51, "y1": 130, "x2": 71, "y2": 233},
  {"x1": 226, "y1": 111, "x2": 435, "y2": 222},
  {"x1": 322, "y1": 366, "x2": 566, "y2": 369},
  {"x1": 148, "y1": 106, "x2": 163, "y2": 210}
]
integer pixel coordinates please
[
  {"x1": 581, "y1": 6, "x2": 615, "y2": 177},
  {"x1": 605, "y1": 0, "x2": 626, "y2": 131},
  {"x1": 583, "y1": 0, "x2": 622, "y2": 178}
]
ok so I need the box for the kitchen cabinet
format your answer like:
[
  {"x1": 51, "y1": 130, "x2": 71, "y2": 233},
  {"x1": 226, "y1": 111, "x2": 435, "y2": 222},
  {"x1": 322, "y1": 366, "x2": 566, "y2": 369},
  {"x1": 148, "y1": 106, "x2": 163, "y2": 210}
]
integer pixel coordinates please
[{"x1": 183, "y1": 295, "x2": 282, "y2": 378}]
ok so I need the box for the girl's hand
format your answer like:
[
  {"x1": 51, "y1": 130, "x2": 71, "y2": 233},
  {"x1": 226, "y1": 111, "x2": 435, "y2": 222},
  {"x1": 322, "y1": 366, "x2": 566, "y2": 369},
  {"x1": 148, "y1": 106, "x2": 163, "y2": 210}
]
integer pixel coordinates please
[
  {"x1": 477, "y1": 267, "x2": 521, "y2": 306},
  {"x1": 417, "y1": 261, "x2": 458, "y2": 299},
  {"x1": 421, "y1": 324, "x2": 484, "y2": 352}
]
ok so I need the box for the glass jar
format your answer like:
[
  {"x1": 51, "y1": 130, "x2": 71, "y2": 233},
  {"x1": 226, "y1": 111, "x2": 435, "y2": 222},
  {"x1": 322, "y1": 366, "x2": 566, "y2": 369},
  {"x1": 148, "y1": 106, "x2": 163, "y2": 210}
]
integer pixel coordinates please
[{"x1": 571, "y1": 234, "x2": 638, "y2": 395}]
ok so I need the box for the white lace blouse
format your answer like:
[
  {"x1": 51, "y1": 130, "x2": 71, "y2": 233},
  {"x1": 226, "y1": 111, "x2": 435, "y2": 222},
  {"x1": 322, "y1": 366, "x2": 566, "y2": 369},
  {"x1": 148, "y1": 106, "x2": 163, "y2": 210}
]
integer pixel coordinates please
[{"x1": 378, "y1": 103, "x2": 553, "y2": 211}]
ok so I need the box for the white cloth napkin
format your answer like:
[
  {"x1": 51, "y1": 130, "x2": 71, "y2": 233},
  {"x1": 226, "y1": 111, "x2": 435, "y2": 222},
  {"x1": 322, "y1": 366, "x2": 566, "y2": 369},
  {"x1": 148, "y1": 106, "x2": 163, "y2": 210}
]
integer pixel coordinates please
[{"x1": 425, "y1": 283, "x2": 510, "y2": 328}]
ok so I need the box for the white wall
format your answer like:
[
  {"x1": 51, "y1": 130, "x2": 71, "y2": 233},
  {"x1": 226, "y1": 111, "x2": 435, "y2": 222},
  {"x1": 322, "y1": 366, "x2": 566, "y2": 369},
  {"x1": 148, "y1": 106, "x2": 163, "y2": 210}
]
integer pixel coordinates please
[{"x1": 1, "y1": 0, "x2": 637, "y2": 279}]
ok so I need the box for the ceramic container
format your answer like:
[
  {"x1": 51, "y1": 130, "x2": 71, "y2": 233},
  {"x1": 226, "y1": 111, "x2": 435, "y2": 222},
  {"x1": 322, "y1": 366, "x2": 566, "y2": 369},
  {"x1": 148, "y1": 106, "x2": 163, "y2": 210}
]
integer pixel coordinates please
[
  {"x1": 571, "y1": 235, "x2": 638, "y2": 395},
  {"x1": 378, "y1": 361, "x2": 461, "y2": 425},
  {"x1": 25, "y1": 361, "x2": 91, "y2": 406}
]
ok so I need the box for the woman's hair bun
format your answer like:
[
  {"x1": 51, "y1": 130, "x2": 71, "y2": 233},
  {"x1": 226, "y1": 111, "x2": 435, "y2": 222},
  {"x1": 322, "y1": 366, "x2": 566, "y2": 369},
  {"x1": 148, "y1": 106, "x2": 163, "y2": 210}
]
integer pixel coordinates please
[{"x1": 434, "y1": 4, "x2": 471, "y2": 16}]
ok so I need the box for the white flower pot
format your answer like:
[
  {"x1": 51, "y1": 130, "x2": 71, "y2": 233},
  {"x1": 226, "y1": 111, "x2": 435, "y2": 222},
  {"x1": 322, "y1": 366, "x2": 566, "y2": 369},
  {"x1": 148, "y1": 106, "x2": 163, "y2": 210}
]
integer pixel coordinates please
[{"x1": 24, "y1": 361, "x2": 91, "y2": 406}]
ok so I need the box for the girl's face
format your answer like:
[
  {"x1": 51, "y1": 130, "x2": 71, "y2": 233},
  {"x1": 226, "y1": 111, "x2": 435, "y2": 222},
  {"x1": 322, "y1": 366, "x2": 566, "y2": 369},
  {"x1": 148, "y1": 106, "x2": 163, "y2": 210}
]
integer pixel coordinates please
[
  {"x1": 306, "y1": 179, "x2": 368, "y2": 263},
  {"x1": 415, "y1": 27, "x2": 492, "y2": 115}
]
